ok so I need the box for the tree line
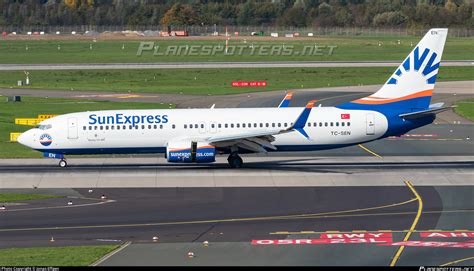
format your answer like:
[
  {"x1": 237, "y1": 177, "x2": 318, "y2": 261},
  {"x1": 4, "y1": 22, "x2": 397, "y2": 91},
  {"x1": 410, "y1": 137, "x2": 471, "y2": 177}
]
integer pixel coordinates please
[{"x1": 0, "y1": 0, "x2": 472, "y2": 28}]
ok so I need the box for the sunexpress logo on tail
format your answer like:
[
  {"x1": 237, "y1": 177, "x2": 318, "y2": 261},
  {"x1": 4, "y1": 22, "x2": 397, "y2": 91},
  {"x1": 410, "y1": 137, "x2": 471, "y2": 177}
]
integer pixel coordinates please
[
  {"x1": 388, "y1": 47, "x2": 440, "y2": 85},
  {"x1": 89, "y1": 113, "x2": 169, "y2": 125}
]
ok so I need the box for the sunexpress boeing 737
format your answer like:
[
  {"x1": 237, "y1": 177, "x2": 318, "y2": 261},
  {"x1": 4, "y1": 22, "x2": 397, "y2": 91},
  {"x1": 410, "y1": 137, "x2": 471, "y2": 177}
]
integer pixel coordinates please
[{"x1": 18, "y1": 29, "x2": 452, "y2": 168}]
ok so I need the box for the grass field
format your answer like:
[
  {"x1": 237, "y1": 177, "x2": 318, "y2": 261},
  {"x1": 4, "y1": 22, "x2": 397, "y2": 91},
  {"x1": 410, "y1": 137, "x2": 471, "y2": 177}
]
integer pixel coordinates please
[
  {"x1": 0, "y1": 245, "x2": 119, "y2": 266},
  {"x1": 0, "y1": 193, "x2": 63, "y2": 203},
  {"x1": 0, "y1": 97, "x2": 175, "y2": 158},
  {"x1": 454, "y1": 98, "x2": 474, "y2": 121},
  {"x1": 0, "y1": 36, "x2": 472, "y2": 64},
  {"x1": 0, "y1": 66, "x2": 472, "y2": 95}
]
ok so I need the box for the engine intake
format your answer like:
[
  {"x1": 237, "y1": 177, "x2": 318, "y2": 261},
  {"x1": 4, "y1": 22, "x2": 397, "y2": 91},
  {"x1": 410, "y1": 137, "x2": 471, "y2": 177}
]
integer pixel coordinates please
[{"x1": 167, "y1": 141, "x2": 216, "y2": 163}]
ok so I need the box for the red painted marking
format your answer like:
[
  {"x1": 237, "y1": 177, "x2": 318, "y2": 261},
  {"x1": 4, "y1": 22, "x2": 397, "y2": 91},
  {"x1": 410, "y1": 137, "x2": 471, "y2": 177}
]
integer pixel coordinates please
[
  {"x1": 420, "y1": 232, "x2": 474, "y2": 238},
  {"x1": 251, "y1": 238, "x2": 392, "y2": 245},
  {"x1": 341, "y1": 114, "x2": 351, "y2": 119},
  {"x1": 232, "y1": 81, "x2": 267, "y2": 87},
  {"x1": 320, "y1": 233, "x2": 392, "y2": 239},
  {"x1": 380, "y1": 240, "x2": 474, "y2": 249}
]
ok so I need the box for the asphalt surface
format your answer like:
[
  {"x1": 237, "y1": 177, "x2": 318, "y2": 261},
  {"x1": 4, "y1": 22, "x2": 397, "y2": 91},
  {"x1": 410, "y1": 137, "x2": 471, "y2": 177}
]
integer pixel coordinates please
[
  {"x1": 0, "y1": 186, "x2": 473, "y2": 266},
  {"x1": 0, "y1": 81, "x2": 472, "y2": 266},
  {"x1": 0, "y1": 60, "x2": 472, "y2": 70}
]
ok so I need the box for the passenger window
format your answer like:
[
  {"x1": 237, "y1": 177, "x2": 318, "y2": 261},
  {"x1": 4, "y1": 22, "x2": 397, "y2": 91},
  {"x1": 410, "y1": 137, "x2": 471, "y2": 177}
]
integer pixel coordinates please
[
  {"x1": 236, "y1": 123, "x2": 240, "y2": 128},
  {"x1": 324, "y1": 122, "x2": 328, "y2": 127},
  {"x1": 314, "y1": 122, "x2": 317, "y2": 127},
  {"x1": 347, "y1": 122, "x2": 351, "y2": 127},
  {"x1": 141, "y1": 125, "x2": 145, "y2": 129},
  {"x1": 231, "y1": 124, "x2": 234, "y2": 128},
  {"x1": 129, "y1": 125, "x2": 133, "y2": 129},
  {"x1": 94, "y1": 126, "x2": 98, "y2": 130},
  {"x1": 148, "y1": 125, "x2": 151, "y2": 129},
  {"x1": 342, "y1": 122, "x2": 345, "y2": 127},
  {"x1": 211, "y1": 124, "x2": 215, "y2": 128},
  {"x1": 254, "y1": 123, "x2": 257, "y2": 128},
  {"x1": 242, "y1": 123, "x2": 246, "y2": 128},
  {"x1": 184, "y1": 124, "x2": 187, "y2": 129},
  {"x1": 123, "y1": 125, "x2": 126, "y2": 130},
  {"x1": 225, "y1": 124, "x2": 228, "y2": 128},
  {"x1": 319, "y1": 122, "x2": 323, "y2": 127},
  {"x1": 260, "y1": 123, "x2": 263, "y2": 128},
  {"x1": 105, "y1": 126, "x2": 109, "y2": 130},
  {"x1": 117, "y1": 126, "x2": 120, "y2": 130},
  {"x1": 266, "y1": 123, "x2": 269, "y2": 127},
  {"x1": 160, "y1": 125, "x2": 163, "y2": 129},
  {"x1": 201, "y1": 124, "x2": 204, "y2": 129},
  {"x1": 272, "y1": 123, "x2": 275, "y2": 127},
  {"x1": 284, "y1": 123, "x2": 287, "y2": 127},
  {"x1": 89, "y1": 126, "x2": 92, "y2": 130},
  {"x1": 218, "y1": 124, "x2": 222, "y2": 128},
  {"x1": 248, "y1": 123, "x2": 252, "y2": 127},
  {"x1": 154, "y1": 125, "x2": 157, "y2": 129},
  {"x1": 83, "y1": 126, "x2": 86, "y2": 130},
  {"x1": 100, "y1": 126, "x2": 104, "y2": 130},
  {"x1": 111, "y1": 126, "x2": 114, "y2": 130},
  {"x1": 172, "y1": 124, "x2": 176, "y2": 129},
  {"x1": 330, "y1": 122, "x2": 333, "y2": 127},
  {"x1": 307, "y1": 122, "x2": 311, "y2": 127},
  {"x1": 336, "y1": 122, "x2": 339, "y2": 127},
  {"x1": 278, "y1": 123, "x2": 281, "y2": 127}
]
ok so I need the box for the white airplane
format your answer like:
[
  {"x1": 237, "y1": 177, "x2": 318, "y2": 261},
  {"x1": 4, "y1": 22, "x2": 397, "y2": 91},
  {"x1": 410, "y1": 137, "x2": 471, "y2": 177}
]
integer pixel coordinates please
[{"x1": 18, "y1": 29, "x2": 452, "y2": 168}]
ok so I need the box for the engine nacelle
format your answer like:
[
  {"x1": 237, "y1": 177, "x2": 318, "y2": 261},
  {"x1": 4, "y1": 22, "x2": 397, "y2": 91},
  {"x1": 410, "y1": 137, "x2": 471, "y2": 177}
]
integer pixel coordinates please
[{"x1": 166, "y1": 141, "x2": 216, "y2": 163}]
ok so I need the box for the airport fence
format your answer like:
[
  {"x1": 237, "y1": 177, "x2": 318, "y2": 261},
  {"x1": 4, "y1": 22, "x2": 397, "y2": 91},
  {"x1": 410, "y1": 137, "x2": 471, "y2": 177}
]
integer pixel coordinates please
[{"x1": 0, "y1": 25, "x2": 472, "y2": 37}]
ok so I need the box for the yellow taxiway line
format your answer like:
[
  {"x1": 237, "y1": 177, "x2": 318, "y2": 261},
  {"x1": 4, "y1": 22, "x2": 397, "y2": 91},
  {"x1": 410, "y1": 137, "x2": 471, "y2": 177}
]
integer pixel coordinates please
[
  {"x1": 390, "y1": 180, "x2": 423, "y2": 267},
  {"x1": 358, "y1": 144, "x2": 383, "y2": 158}
]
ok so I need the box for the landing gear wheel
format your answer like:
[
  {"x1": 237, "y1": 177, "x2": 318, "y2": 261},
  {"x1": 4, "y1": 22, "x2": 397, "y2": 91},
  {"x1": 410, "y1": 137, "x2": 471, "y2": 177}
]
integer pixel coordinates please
[
  {"x1": 227, "y1": 153, "x2": 243, "y2": 168},
  {"x1": 59, "y1": 159, "x2": 67, "y2": 168}
]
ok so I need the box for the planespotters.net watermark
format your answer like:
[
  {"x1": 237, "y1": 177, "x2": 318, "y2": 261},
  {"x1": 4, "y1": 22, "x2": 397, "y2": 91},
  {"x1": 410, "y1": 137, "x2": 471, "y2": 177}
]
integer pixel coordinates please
[{"x1": 136, "y1": 42, "x2": 337, "y2": 57}]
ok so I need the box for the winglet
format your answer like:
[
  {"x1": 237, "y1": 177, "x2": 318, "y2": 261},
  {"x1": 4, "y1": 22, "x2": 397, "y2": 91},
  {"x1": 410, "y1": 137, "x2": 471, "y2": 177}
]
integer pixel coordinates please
[
  {"x1": 290, "y1": 100, "x2": 318, "y2": 139},
  {"x1": 278, "y1": 91, "x2": 294, "y2": 108}
]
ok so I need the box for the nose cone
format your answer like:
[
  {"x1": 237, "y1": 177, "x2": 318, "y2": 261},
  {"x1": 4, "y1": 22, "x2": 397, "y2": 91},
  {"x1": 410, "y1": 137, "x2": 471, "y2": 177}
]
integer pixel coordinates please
[
  {"x1": 17, "y1": 130, "x2": 34, "y2": 148},
  {"x1": 17, "y1": 132, "x2": 26, "y2": 145}
]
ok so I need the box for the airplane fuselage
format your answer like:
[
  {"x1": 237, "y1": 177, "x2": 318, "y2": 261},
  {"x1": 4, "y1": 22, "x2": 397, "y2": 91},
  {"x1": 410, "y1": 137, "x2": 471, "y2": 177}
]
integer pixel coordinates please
[{"x1": 21, "y1": 107, "x2": 392, "y2": 155}]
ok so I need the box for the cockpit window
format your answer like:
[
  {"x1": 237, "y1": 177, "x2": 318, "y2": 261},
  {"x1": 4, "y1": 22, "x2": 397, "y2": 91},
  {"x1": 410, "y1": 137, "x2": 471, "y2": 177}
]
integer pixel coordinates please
[{"x1": 35, "y1": 124, "x2": 52, "y2": 130}]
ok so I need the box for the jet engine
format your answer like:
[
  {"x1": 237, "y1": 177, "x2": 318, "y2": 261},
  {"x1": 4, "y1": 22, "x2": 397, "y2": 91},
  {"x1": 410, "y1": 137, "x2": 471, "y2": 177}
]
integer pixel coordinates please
[{"x1": 166, "y1": 141, "x2": 216, "y2": 163}]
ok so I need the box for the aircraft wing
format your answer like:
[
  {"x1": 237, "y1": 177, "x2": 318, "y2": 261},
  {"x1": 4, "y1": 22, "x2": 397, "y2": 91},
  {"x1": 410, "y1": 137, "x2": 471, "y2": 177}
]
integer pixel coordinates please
[
  {"x1": 203, "y1": 100, "x2": 317, "y2": 153},
  {"x1": 278, "y1": 91, "x2": 294, "y2": 108}
]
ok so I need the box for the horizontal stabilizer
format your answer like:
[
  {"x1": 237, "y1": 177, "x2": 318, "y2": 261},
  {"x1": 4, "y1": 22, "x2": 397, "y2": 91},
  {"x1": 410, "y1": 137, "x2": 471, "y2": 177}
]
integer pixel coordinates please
[{"x1": 399, "y1": 105, "x2": 455, "y2": 119}]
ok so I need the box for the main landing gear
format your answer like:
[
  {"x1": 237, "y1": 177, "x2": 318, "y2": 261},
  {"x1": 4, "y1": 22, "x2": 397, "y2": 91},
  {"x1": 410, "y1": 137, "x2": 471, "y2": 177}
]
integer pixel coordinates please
[
  {"x1": 227, "y1": 152, "x2": 243, "y2": 168},
  {"x1": 59, "y1": 159, "x2": 68, "y2": 168}
]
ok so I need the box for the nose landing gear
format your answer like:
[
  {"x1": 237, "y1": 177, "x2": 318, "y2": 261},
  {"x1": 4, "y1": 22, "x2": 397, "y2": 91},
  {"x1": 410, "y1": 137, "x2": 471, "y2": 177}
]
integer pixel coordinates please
[{"x1": 227, "y1": 153, "x2": 243, "y2": 168}]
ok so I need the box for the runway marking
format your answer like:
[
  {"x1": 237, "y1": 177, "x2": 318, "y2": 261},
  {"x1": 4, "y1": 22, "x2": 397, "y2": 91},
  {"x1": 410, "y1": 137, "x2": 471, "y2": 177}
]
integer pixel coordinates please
[
  {"x1": 390, "y1": 181, "x2": 423, "y2": 267},
  {"x1": 270, "y1": 229, "x2": 474, "y2": 235},
  {"x1": 91, "y1": 241, "x2": 131, "y2": 266},
  {"x1": 358, "y1": 144, "x2": 383, "y2": 158},
  {"x1": 270, "y1": 209, "x2": 473, "y2": 221},
  {"x1": 386, "y1": 138, "x2": 465, "y2": 141},
  {"x1": 440, "y1": 255, "x2": 474, "y2": 266},
  {"x1": 0, "y1": 199, "x2": 115, "y2": 212},
  {"x1": 0, "y1": 197, "x2": 417, "y2": 233}
]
